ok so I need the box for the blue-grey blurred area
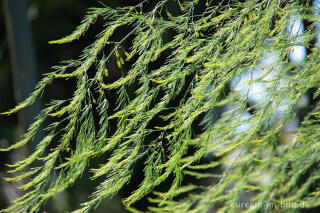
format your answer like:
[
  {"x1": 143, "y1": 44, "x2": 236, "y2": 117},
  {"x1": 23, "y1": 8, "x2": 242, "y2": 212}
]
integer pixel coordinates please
[
  {"x1": 0, "y1": 0, "x2": 126, "y2": 212},
  {"x1": 231, "y1": 12, "x2": 308, "y2": 136}
]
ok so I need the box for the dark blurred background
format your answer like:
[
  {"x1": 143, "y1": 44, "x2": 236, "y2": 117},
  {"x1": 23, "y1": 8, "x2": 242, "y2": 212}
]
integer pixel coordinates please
[{"x1": 0, "y1": 0, "x2": 128, "y2": 212}]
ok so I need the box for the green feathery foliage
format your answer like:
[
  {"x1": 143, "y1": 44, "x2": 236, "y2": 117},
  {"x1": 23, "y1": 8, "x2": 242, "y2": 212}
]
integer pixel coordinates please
[{"x1": 2, "y1": 0, "x2": 320, "y2": 212}]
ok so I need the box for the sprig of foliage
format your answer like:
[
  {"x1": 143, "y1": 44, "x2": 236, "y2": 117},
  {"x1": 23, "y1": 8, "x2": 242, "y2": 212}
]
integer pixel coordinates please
[{"x1": 2, "y1": 0, "x2": 320, "y2": 212}]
